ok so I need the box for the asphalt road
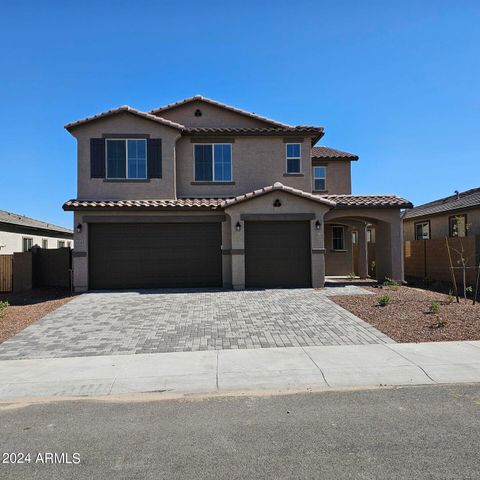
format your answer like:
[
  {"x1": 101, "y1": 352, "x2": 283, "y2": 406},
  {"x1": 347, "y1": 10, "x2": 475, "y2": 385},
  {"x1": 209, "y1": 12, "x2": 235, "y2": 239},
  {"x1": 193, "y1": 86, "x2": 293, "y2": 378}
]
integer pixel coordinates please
[{"x1": 0, "y1": 384, "x2": 479, "y2": 479}]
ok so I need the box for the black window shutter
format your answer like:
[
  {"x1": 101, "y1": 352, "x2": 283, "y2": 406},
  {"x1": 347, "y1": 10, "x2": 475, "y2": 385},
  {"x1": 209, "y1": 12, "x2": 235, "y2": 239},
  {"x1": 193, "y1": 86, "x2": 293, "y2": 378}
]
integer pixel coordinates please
[
  {"x1": 147, "y1": 138, "x2": 162, "y2": 178},
  {"x1": 90, "y1": 138, "x2": 106, "y2": 178}
]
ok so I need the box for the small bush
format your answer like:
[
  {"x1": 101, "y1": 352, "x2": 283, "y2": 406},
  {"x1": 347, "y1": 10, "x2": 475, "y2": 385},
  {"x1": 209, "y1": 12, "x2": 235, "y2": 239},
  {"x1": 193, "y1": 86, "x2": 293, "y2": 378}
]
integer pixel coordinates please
[
  {"x1": 446, "y1": 291, "x2": 455, "y2": 305},
  {"x1": 347, "y1": 273, "x2": 356, "y2": 281},
  {"x1": 0, "y1": 300, "x2": 9, "y2": 318},
  {"x1": 383, "y1": 277, "x2": 399, "y2": 290},
  {"x1": 378, "y1": 294, "x2": 391, "y2": 307},
  {"x1": 429, "y1": 301, "x2": 440, "y2": 314}
]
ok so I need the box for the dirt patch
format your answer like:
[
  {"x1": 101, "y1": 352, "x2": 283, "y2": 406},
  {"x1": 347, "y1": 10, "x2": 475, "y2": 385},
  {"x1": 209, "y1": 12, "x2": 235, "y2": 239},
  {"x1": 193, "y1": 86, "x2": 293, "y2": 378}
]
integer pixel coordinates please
[
  {"x1": 330, "y1": 285, "x2": 480, "y2": 343},
  {"x1": 0, "y1": 289, "x2": 74, "y2": 343}
]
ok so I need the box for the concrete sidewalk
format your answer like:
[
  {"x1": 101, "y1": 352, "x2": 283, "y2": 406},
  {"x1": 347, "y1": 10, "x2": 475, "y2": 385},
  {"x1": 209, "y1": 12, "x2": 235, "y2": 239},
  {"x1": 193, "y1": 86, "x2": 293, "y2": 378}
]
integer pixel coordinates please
[{"x1": 1, "y1": 341, "x2": 480, "y2": 400}]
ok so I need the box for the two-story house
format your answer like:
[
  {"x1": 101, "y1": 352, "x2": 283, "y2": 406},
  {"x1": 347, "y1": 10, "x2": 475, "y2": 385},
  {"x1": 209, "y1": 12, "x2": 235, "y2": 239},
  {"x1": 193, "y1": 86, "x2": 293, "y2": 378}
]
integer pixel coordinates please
[{"x1": 63, "y1": 95, "x2": 411, "y2": 292}]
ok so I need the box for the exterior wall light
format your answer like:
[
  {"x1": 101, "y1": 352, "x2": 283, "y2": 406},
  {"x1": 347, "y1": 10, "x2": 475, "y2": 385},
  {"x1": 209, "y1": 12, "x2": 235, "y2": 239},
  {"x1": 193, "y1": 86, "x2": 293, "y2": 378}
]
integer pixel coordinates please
[
  {"x1": 315, "y1": 220, "x2": 321, "y2": 230},
  {"x1": 235, "y1": 221, "x2": 242, "y2": 232},
  {"x1": 76, "y1": 223, "x2": 82, "y2": 233}
]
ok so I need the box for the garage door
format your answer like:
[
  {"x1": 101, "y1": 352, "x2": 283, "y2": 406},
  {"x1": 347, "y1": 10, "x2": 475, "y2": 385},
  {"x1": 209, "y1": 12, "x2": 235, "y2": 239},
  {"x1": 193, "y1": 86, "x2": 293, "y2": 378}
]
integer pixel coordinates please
[
  {"x1": 89, "y1": 223, "x2": 222, "y2": 289},
  {"x1": 245, "y1": 221, "x2": 311, "y2": 288}
]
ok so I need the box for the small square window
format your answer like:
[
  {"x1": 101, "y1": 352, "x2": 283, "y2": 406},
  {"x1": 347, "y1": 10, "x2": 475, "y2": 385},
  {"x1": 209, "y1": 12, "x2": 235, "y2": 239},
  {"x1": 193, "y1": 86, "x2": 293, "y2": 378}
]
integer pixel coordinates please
[
  {"x1": 58, "y1": 241, "x2": 65, "y2": 248},
  {"x1": 415, "y1": 222, "x2": 430, "y2": 240},
  {"x1": 313, "y1": 166, "x2": 326, "y2": 191},
  {"x1": 42, "y1": 239, "x2": 48, "y2": 249},
  {"x1": 449, "y1": 215, "x2": 467, "y2": 237},
  {"x1": 286, "y1": 143, "x2": 301, "y2": 173}
]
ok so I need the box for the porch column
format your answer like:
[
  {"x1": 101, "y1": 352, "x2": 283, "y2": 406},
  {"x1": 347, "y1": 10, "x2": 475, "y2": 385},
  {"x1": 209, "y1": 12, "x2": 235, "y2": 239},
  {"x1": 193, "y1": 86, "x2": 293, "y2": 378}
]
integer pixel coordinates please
[
  {"x1": 375, "y1": 215, "x2": 404, "y2": 282},
  {"x1": 229, "y1": 213, "x2": 245, "y2": 290},
  {"x1": 357, "y1": 223, "x2": 368, "y2": 279}
]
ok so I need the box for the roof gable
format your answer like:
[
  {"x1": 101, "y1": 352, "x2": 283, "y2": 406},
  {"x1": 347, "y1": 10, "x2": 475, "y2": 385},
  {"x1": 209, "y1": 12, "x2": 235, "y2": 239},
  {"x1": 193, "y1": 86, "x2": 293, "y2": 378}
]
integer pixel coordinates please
[
  {"x1": 65, "y1": 106, "x2": 185, "y2": 132},
  {"x1": 150, "y1": 95, "x2": 290, "y2": 128}
]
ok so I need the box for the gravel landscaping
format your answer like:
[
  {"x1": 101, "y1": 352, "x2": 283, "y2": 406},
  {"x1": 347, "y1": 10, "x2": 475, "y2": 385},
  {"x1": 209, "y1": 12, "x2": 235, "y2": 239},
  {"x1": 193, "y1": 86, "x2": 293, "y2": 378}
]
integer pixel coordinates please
[
  {"x1": 0, "y1": 289, "x2": 73, "y2": 343},
  {"x1": 330, "y1": 285, "x2": 480, "y2": 343}
]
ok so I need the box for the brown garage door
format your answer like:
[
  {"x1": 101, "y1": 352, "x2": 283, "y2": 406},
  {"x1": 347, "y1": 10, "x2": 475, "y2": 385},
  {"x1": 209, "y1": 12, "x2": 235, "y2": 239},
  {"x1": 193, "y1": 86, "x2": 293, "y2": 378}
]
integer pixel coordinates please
[
  {"x1": 245, "y1": 221, "x2": 311, "y2": 288},
  {"x1": 89, "y1": 223, "x2": 222, "y2": 289}
]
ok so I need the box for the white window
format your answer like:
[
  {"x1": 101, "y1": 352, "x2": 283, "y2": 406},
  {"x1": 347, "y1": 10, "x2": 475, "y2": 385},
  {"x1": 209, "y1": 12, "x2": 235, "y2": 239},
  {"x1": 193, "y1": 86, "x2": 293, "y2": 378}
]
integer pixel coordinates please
[
  {"x1": 42, "y1": 239, "x2": 48, "y2": 249},
  {"x1": 286, "y1": 144, "x2": 301, "y2": 173},
  {"x1": 313, "y1": 166, "x2": 326, "y2": 191},
  {"x1": 415, "y1": 222, "x2": 430, "y2": 240},
  {"x1": 58, "y1": 240, "x2": 65, "y2": 248},
  {"x1": 194, "y1": 144, "x2": 232, "y2": 182},
  {"x1": 449, "y1": 215, "x2": 467, "y2": 238},
  {"x1": 332, "y1": 226, "x2": 345, "y2": 250},
  {"x1": 352, "y1": 231, "x2": 358, "y2": 244},
  {"x1": 23, "y1": 237, "x2": 33, "y2": 252},
  {"x1": 106, "y1": 139, "x2": 147, "y2": 179}
]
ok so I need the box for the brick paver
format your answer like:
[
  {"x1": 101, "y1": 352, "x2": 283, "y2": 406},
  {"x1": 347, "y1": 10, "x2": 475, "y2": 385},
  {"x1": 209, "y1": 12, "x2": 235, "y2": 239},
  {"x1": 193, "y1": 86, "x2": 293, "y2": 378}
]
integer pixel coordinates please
[{"x1": 0, "y1": 287, "x2": 393, "y2": 359}]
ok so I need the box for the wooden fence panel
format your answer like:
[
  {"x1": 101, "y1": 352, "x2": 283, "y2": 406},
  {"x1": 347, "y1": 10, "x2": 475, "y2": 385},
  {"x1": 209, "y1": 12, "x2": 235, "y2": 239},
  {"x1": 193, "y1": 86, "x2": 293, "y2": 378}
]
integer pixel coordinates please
[{"x1": 0, "y1": 255, "x2": 13, "y2": 293}]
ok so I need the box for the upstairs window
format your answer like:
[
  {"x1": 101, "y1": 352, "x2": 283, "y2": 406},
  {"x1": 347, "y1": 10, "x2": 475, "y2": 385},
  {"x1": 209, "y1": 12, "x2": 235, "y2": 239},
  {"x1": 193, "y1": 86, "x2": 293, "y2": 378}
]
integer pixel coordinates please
[
  {"x1": 332, "y1": 225, "x2": 345, "y2": 250},
  {"x1": 415, "y1": 221, "x2": 430, "y2": 240},
  {"x1": 58, "y1": 241, "x2": 65, "y2": 248},
  {"x1": 106, "y1": 139, "x2": 147, "y2": 179},
  {"x1": 194, "y1": 144, "x2": 232, "y2": 182},
  {"x1": 42, "y1": 239, "x2": 48, "y2": 249},
  {"x1": 313, "y1": 166, "x2": 326, "y2": 191},
  {"x1": 449, "y1": 215, "x2": 467, "y2": 237},
  {"x1": 286, "y1": 143, "x2": 301, "y2": 173}
]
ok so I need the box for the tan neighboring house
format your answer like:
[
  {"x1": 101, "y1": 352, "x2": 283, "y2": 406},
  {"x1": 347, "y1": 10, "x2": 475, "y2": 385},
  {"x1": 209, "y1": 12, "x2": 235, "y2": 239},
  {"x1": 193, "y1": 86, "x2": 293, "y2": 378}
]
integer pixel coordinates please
[
  {"x1": 0, "y1": 210, "x2": 73, "y2": 254},
  {"x1": 63, "y1": 95, "x2": 411, "y2": 293},
  {"x1": 403, "y1": 188, "x2": 480, "y2": 285},
  {"x1": 403, "y1": 188, "x2": 480, "y2": 241}
]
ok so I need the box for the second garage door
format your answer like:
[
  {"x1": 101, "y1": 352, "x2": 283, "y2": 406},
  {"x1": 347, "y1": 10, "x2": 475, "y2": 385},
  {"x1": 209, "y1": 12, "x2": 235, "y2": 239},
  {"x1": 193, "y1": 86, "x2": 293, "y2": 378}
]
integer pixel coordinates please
[
  {"x1": 245, "y1": 221, "x2": 311, "y2": 288},
  {"x1": 89, "y1": 223, "x2": 222, "y2": 289}
]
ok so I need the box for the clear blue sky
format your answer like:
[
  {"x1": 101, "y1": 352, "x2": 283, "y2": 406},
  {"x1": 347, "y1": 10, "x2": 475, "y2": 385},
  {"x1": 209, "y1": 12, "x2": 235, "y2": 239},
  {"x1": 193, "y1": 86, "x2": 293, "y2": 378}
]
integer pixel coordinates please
[{"x1": 1, "y1": 0, "x2": 479, "y2": 228}]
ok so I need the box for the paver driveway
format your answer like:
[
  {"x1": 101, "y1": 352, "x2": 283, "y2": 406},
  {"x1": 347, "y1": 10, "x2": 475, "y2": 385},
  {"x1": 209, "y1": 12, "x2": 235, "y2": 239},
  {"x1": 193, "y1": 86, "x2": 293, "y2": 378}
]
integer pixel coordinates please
[{"x1": 0, "y1": 287, "x2": 393, "y2": 359}]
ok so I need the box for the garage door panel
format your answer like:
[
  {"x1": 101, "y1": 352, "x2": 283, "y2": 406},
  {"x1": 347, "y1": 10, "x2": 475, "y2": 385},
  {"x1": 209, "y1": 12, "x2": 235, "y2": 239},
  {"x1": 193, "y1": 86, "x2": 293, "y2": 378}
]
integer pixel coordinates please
[
  {"x1": 89, "y1": 223, "x2": 222, "y2": 289},
  {"x1": 245, "y1": 221, "x2": 311, "y2": 288}
]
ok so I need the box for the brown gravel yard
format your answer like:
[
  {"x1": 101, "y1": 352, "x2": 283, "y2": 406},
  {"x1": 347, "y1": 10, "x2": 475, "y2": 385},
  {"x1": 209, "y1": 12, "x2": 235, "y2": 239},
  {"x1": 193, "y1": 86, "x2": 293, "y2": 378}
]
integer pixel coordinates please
[
  {"x1": 0, "y1": 288, "x2": 73, "y2": 343},
  {"x1": 330, "y1": 285, "x2": 480, "y2": 343}
]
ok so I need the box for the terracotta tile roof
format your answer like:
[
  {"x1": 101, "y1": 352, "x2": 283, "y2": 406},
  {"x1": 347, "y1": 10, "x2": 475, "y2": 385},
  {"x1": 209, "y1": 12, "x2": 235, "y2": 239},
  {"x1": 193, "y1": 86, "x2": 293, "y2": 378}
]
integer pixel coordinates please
[
  {"x1": 63, "y1": 198, "x2": 225, "y2": 210},
  {"x1": 403, "y1": 187, "x2": 480, "y2": 219},
  {"x1": 321, "y1": 194, "x2": 413, "y2": 208},
  {"x1": 64, "y1": 106, "x2": 185, "y2": 131},
  {"x1": 0, "y1": 209, "x2": 73, "y2": 235},
  {"x1": 185, "y1": 126, "x2": 324, "y2": 137},
  {"x1": 149, "y1": 95, "x2": 290, "y2": 128},
  {"x1": 311, "y1": 146, "x2": 359, "y2": 161},
  {"x1": 222, "y1": 183, "x2": 336, "y2": 208}
]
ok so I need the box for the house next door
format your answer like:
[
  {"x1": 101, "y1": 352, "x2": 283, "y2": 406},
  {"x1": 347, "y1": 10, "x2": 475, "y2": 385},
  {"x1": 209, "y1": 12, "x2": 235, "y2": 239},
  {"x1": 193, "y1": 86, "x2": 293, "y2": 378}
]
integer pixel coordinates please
[
  {"x1": 245, "y1": 221, "x2": 311, "y2": 288},
  {"x1": 88, "y1": 223, "x2": 222, "y2": 289}
]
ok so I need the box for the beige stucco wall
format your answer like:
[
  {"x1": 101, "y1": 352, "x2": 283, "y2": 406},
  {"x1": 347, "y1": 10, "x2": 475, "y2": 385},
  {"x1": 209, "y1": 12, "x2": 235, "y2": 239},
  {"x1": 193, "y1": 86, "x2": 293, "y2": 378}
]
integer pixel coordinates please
[
  {"x1": 224, "y1": 191, "x2": 332, "y2": 289},
  {"x1": 70, "y1": 112, "x2": 181, "y2": 200},
  {"x1": 403, "y1": 207, "x2": 480, "y2": 241},
  {"x1": 0, "y1": 230, "x2": 72, "y2": 255},
  {"x1": 324, "y1": 223, "x2": 354, "y2": 275},
  {"x1": 176, "y1": 136, "x2": 313, "y2": 197},
  {"x1": 155, "y1": 100, "x2": 276, "y2": 128},
  {"x1": 312, "y1": 160, "x2": 352, "y2": 194}
]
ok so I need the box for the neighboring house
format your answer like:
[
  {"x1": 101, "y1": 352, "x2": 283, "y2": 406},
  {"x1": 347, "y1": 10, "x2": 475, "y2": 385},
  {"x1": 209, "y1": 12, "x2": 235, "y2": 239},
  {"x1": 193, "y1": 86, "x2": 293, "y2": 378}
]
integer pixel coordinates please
[
  {"x1": 403, "y1": 188, "x2": 480, "y2": 241},
  {"x1": 0, "y1": 209, "x2": 73, "y2": 255},
  {"x1": 403, "y1": 188, "x2": 480, "y2": 286},
  {"x1": 63, "y1": 95, "x2": 411, "y2": 292}
]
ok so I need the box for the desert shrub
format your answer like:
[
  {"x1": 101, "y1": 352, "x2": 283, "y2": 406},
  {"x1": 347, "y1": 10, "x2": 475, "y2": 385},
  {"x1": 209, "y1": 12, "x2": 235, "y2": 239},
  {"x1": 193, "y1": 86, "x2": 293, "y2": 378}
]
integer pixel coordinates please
[
  {"x1": 378, "y1": 294, "x2": 391, "y2": 307},
  {"x1": 0, "y1": 300, "x2": 9, "y2": 318},
  {"x1": 429, "y1": 301, "x2": 440, "y2": 314},
  {"x1": 383, "y1": 277, "x2": 399, "y2": 290},
  {"x1": 347, "y1": 273, "x2": 356, "y2": 281},
  {"x1": 446, "y1": 291, "x2": 455, "y2": 305}
]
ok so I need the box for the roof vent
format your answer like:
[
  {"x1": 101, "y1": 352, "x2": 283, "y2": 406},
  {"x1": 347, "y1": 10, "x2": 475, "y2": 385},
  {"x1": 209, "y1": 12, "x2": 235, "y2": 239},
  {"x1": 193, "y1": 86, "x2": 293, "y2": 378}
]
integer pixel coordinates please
[
  {"x1": 454, "y1": 190, "x2": 460, "y2": 199},
  {"x1": 194, "y1": 109, "x2": 202, "y2": 117}
]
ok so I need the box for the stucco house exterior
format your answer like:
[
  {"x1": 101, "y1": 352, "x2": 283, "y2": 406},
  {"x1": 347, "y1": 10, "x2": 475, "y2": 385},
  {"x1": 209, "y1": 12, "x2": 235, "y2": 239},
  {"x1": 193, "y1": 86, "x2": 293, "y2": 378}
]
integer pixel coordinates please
[
  {"x1": 63, "y1": 95, "x2": 411, "y2": 293},
  {"x1": 403, "y1": 188, "x2": 480, "y2": 241},
  {"x1": 0, "y1": 209, "x2": 73, "y2": 254}
]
